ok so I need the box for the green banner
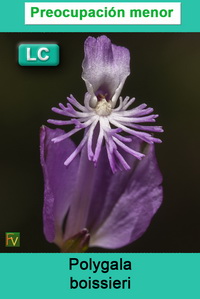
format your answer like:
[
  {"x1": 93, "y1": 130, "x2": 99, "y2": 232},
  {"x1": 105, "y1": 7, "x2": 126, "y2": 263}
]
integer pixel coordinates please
[
  {"x1": 1, "y1": 253, "x2": 200, "y2": 298},
  {"x1": 0, "y1": 0, "x2": 200, "y2": 32}
]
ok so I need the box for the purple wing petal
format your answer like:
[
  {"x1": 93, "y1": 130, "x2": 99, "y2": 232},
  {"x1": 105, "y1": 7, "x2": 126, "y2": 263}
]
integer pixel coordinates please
[
  {"x1": 82, "y1": 35, "x2": 130, "y2": 107},
  {"x1": 62, "y1": 143, "x2": 97, "y2": 242},
  {"x1": 88, "y1": 139, "x2": 163, "y2": 249},
  {"x1": 40, "y1": 126, "x2": 79, "y2": 246},
  {"x1": 86, "y1": 137, "x2": 142, "y2": 233}
]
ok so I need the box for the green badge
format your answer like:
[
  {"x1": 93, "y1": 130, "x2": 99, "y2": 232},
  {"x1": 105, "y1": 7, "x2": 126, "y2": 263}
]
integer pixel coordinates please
[
  {"x1": 18, "y1": 44, "x2": 59, "y2": 66},
  {"x1": 5, "y1": 232, "x2": 20, "y2": 247}
]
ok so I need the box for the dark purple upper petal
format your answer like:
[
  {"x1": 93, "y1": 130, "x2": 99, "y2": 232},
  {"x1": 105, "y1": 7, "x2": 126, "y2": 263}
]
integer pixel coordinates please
[
  {"x1": 88, "y1": 138, "x2": 163, "y2": 249},
  {"x1": 82, "y1": 35, "x2": 130, "y2": 107},
  {"x1": 40, "y1": 126, "x2": 79, "y2": 246}
]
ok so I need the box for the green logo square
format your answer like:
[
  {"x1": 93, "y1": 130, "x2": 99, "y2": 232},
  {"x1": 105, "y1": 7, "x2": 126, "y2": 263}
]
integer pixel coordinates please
[
  {"x1": 5, "y1": 232, "x2": 20, "y2": 247},
  {"x1": 18, "y1": 44, "x2": 60, "y2": 66}
]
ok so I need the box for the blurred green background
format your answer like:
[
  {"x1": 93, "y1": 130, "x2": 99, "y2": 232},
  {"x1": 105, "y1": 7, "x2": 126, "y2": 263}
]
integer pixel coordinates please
[{"x1": 0, "y1": 33, "x2": 200, "y2": 252}]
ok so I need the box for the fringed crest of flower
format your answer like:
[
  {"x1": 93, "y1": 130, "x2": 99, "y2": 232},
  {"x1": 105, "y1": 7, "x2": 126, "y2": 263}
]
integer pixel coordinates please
[{"x1": 48, "y1": 35, "x2": 163, "y2": 173}]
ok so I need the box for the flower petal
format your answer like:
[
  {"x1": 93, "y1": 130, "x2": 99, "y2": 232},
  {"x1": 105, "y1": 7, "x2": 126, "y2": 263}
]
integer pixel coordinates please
[
  {"x1": 82, "y1": 35, "x2": 130, "y2": 107},
  {"x1": 40, "y1": 126, "x2": 79, "y2": 246},
  {"x1": 86, "y1": 136, "x2": 142, "y2": 233},
  {"x1": 63, "y1": 143, "x2": 96, "y2": 242},
  {"x1": 88, "y1": 138, "x2": 163, "y2": 249}
]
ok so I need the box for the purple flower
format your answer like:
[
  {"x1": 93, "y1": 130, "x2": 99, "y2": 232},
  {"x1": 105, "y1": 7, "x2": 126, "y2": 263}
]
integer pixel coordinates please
[
  {"x1": 40, "y1": 36, "x2": 163, "y2": 252},
  {"x1": 48, "y1": 36, "x2": 163, "y2": 173}
]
